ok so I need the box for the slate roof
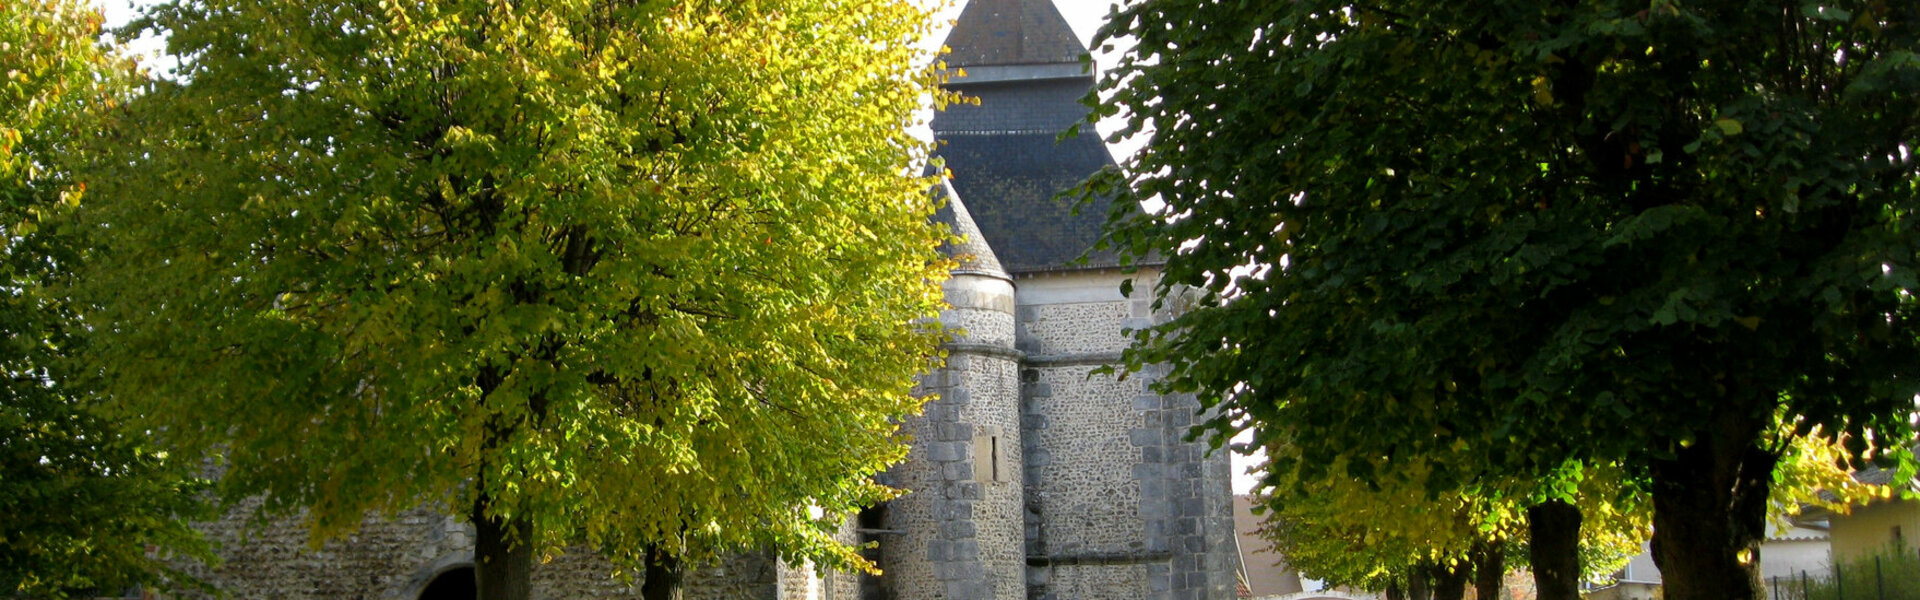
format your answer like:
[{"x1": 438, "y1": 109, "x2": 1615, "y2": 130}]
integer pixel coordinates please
[
  {"x1": 933, "y1": 131, "x2": 1119, "y2": 272},
  {"x1": 931, "y1": 0, "x2": 1123, "y2": 273},
  {"x1": 931, "y1": 180, "x2": 1008, "y2": 277},
  {"x1": 942, "y1": 0, "x2": 1087, "y2": 67}
]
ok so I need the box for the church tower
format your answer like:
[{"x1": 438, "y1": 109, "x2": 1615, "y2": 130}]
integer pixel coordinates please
[{"x1": 876, "y1": 1, "x2": 1244, "y2": 599}]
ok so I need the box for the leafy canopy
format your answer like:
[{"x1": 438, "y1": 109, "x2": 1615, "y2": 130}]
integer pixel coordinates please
[
  {"x1": 1095, "y1": 0, "x2": 1920, "y2": 497},
  {"x1": 81, "y1": 0, "x2": 952, "y2": 571},
  {"x1": 1254, "y1": 441, "x2": 1647, "y2": 592},
  {"x1": 0, "y1": 0, "x2": 212, "y2": 595}
]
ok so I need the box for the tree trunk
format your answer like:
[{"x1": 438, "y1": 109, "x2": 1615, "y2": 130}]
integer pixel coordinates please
[
  {"x1": 1648, "y1": 408, "x2": 1778, "y2": 600},
  {"x1": 473, "y1": 495, "x2": 534, "y2": 600},
  {"x1": 1528, "y1": 498, "x2": 1582, "y2": 600},
  {"x1": 1386, "y1": 581, "x2": 1407, "y2": 600},
  {"x1": 641, "y1": 545, "x2": 684, "y2": 600},
  {"x1": 1430, "y1": 562, "x2": 1470, "y2": 600},
  {"x1": 1473, "y1": 538, "x2": 1505, "y2": 600},
  {"x1": 1408, "y1": 563, "x2": 1432, "y2": 600}
]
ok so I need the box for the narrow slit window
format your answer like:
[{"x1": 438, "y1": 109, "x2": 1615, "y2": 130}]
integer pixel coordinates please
[
  {"x1": 990, "y1": 435, "x2": 1001, "y2": 482},
  {"x1": 973, "y1": 428, "x2": 1009, "y2": 484}
]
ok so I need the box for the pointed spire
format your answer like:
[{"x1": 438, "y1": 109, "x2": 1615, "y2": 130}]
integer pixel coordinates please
[
  {"x1": 931, "y1": 180, "x2": 1008, "y2": 277},
  {"x1": 941, "y1": 0, "x2": 1087, "y2": 68}
]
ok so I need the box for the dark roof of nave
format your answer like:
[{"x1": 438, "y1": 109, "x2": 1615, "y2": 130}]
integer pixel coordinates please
[
  {"x1": 941, "y1": 0, "x2": 1088, "y2": 68},
  {"x1": 932, "y1": 131, "x2": 1120, "y2": 272}
]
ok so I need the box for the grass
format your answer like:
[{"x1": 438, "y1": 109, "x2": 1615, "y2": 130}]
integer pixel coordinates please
[{"x1": 1768, "y1": 545, "x2": 1920, "y2": 600}]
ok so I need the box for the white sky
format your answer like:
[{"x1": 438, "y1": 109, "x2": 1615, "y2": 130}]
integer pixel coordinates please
[{"x1": 90, "y1": 0, "x2": 1255, "y2": 494}]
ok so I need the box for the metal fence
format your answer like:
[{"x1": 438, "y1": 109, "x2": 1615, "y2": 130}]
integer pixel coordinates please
[{"x1": 1770, "y1": 546, "x2": 1920, "y2": 600}]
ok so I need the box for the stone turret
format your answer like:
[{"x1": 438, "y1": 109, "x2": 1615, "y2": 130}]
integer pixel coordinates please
[{"x1": 878, "y1": 182, "x2": 1025, "y2": 600}]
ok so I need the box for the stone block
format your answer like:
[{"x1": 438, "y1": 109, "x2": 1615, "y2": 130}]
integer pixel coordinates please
[
  {"x1": 1138, "y1": 500, "x2": 1169, "y2": 519},
  {"x1": 928, "y1": 442, "x2": 964, "y2": 462},
  {"x1": 1181, "y1": 462, "x2": 1204, "y2": 480},
  {"x1": 1171, "y1": 518, "x2": 1197, "y2": 536},
  {"x1": 961, "y1": 562, "x2": 986, "y2": 580},
  {"x1": 1138, "y1": 474, "x2": 1167, "y2": 498},
  {"x1": 1027, "y1": 566, "x2": 1051, "y2": 587},
  {"x1": 944, "y1": 461, "x2": 974, "y2": 480},
  {"x1": 1166, "y1": 409, "x2": 1191, "y2": 427},
  {"x1": 940, "y1": 521, "x2": 976, "y2": 539},
  {"x1": 939, "y1": 422, "x2": 974, "y2": 441},
  {"x1": 1140, "y1": 411, "x2": 1162, "y2": 429},
  {"x1": 1128, "y1": 428, "x2": 1161, "y2": 447},
  {"x1": 1177, "y1": 499, "x2": 1206, "y2": 518},
  {"x1": 1184, "y1": 536, "x2": 1206, "y2": 553},
  {"x1": 944, "y1": 581, "x2": 970, "y2": 599},
  {"x1": 937, "y1": 501, "x2": 973, "y2": 521},
  {"x1": 1016, "y1": 337, "x2": 1041, "y2": 353},
  {"x1": 1027, "y1": 450, "x2": 1051, "y2": 467}
]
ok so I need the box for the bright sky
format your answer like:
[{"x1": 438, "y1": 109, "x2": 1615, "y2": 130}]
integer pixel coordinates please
[{"x1": 90, "y1": 0, "x2": 1259, "y2": 495}]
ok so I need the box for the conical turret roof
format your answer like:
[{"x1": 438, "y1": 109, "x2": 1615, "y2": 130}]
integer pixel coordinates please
[{"x1": 931, "y1": 180, "x2": 1008, "y2": 277}]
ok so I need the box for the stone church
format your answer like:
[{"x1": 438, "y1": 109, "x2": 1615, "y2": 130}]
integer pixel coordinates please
[{"x1": 179, "y1": 1, "x2": 1238, "y2": 598}]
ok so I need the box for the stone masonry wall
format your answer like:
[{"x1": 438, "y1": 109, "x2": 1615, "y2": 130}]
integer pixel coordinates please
[
  {"x1": 879, "y1": 272, "x2": 1023, "y2": 600},
  {"x1": 1014, "y1": 270, "x2": 1237, "y2": 600},
  {"x1": 181, "y1": 499, "x2": 777, "y2": 600}
]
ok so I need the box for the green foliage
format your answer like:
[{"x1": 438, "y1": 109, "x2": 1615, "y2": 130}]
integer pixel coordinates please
[
  {"x1": 1771, "y1": 425, "x2": 1898, "y2": 526},
  {"x1": 0, "y1": 0, "x2": 213, "y2": 596},
  {"x1": 78, "y1": 0, "x2": 951, "y2": 573},
  {"x1": 1093, "y1": 0, "x2": 1920, "y2": 515},
  {"x1": 1093, "y1": 0, "x2": 1918, "y2": 593},
  {"x1": 1256, "y1": 450, "x2": 1646, "y2": 591},
  {"x1": 1254, "y1": 461, "x2": 1508, "y2": 590}
]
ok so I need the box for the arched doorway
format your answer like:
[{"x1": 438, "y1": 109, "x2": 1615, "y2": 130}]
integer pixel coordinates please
[{"x1": 418, "y1": 566, "x2": 475, "y2": 600}]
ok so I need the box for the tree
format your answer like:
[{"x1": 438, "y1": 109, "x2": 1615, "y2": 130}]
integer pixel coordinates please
[
  {"x1": 1252, "y1": 442, "x2": 1647, "y2": 600},
  {"x1": 1092, "y1": 2, "x2": 1920, "y2": 599},
  {"x1": 76, "y1": 1, "x2": 952, "y2": 598},
  {"x1": 0, "y1": 0, "x2": 213, "y2": 596}
]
